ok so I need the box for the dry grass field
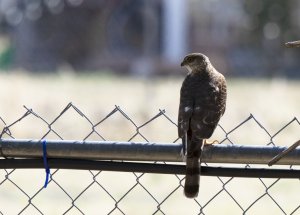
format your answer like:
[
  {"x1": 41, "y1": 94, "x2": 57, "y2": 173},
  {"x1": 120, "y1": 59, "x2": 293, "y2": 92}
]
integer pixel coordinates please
[
  {"x1": 0, "y1": 72, "x2": 300, "y2": 214},
  {"x1": 1, "y1": 72, "x2": 299, "y2": 143}
]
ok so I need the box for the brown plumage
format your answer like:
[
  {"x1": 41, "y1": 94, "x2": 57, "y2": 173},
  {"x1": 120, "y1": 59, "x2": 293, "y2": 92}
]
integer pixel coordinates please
[{"x1": 178, "y1": 53, "x2": 227, "y2": 198}]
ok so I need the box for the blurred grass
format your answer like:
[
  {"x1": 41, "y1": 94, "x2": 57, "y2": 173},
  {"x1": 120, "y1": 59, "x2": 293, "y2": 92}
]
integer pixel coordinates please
[
  {"x1": 0, "y1": 72, "x2": 299, "y2": 144},
  {"x1": 0, "y1": 72, "x2": 300, "y2": 214}
]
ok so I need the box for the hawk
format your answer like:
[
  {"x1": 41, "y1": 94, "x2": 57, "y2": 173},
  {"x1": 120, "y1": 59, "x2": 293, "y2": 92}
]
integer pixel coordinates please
[{"x1": 178, "y1": 53, "x2": 227, "y2": 198}]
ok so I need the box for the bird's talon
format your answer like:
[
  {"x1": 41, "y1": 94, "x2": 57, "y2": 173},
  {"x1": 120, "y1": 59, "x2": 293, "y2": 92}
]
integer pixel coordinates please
[
  {"x1": 204, "y1": 140, "x2": 219, "y2": 145},
  {"x1": 180, "y1": 149, "x2": 187, "y2": 162}
]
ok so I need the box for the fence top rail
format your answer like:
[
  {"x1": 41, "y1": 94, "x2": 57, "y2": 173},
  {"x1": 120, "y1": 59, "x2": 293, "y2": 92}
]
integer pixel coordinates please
[{"x1": 1, "y1": 139, "x2": 299, "y2": 165}]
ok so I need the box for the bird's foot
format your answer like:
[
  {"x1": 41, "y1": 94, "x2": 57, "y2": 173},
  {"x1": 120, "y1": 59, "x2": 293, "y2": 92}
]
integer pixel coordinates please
[
  {"x1": 181, "y1": 139, "x2": 187, "y2": 161},
  {"x1": 204, "y1": 139, "x2": 219, "y2": 145},
  {"x1": 180, "y1": 148, "x2": 187, "y2": 162}
]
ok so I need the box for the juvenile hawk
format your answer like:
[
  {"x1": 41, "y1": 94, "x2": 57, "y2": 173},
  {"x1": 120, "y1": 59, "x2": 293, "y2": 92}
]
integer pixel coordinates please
[{"x1": 178, "y1": 53, "x2": 227, "y2": 198}]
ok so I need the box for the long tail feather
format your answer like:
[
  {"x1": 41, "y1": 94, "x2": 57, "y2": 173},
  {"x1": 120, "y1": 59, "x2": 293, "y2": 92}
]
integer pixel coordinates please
[{"x1": 184, "y1": 139, "x2": 203, "y2": 198}]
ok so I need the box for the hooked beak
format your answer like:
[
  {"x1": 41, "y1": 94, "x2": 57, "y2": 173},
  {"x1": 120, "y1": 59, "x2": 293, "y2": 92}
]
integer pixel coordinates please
[{"x1": 180, "y1": 61, "x2": 185, "y2": 67}]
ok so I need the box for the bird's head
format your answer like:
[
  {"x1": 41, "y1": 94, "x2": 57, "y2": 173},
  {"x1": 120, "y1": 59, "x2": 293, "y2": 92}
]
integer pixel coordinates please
[{"x1": 180, "y1": 53, "x2": 210, "y2": 73}]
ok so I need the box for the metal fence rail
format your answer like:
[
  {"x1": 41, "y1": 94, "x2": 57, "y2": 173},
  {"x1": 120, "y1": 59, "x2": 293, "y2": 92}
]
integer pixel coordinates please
[
  {"x1": 1, "y1": 139, "x2": 300, "y2": 165},
  {"x1": 0, "y1": 103, "x2": 300, "y2": 215}
]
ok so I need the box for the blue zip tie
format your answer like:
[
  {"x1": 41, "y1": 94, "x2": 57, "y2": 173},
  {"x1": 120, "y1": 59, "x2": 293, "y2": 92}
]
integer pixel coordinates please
[{"x1": 42, "y1": 140, "x2": 50, "y2": 188}]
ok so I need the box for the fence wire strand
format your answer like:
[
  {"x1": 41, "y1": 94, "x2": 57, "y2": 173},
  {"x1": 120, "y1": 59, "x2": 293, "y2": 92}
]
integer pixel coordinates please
[{"x1": 0, "y1": 103, "x2": 299, "y2": 215}]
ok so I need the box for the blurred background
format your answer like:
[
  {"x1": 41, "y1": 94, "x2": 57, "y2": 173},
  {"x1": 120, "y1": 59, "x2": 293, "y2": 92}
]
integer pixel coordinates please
[
  {"x1": 1, "y1": 0, "x2": 300, "y2": 214},
  {"x1": 0, "y1": 0, "x2": 299, "y2": 139},
  {"x1": 0, "y1": 0, "x2": 300, "y2": 76}
]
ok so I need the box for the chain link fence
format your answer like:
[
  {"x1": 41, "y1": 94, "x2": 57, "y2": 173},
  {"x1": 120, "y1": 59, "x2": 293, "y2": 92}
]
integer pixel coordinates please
[{"x1": 0, "y1": 103, "x2": 300, "y2": 214}]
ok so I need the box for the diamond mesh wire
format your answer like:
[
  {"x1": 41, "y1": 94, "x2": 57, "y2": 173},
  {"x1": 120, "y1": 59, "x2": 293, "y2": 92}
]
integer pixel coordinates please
[{"x1": 0, "y1": 103, "x2": 299, "y2": 215}]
